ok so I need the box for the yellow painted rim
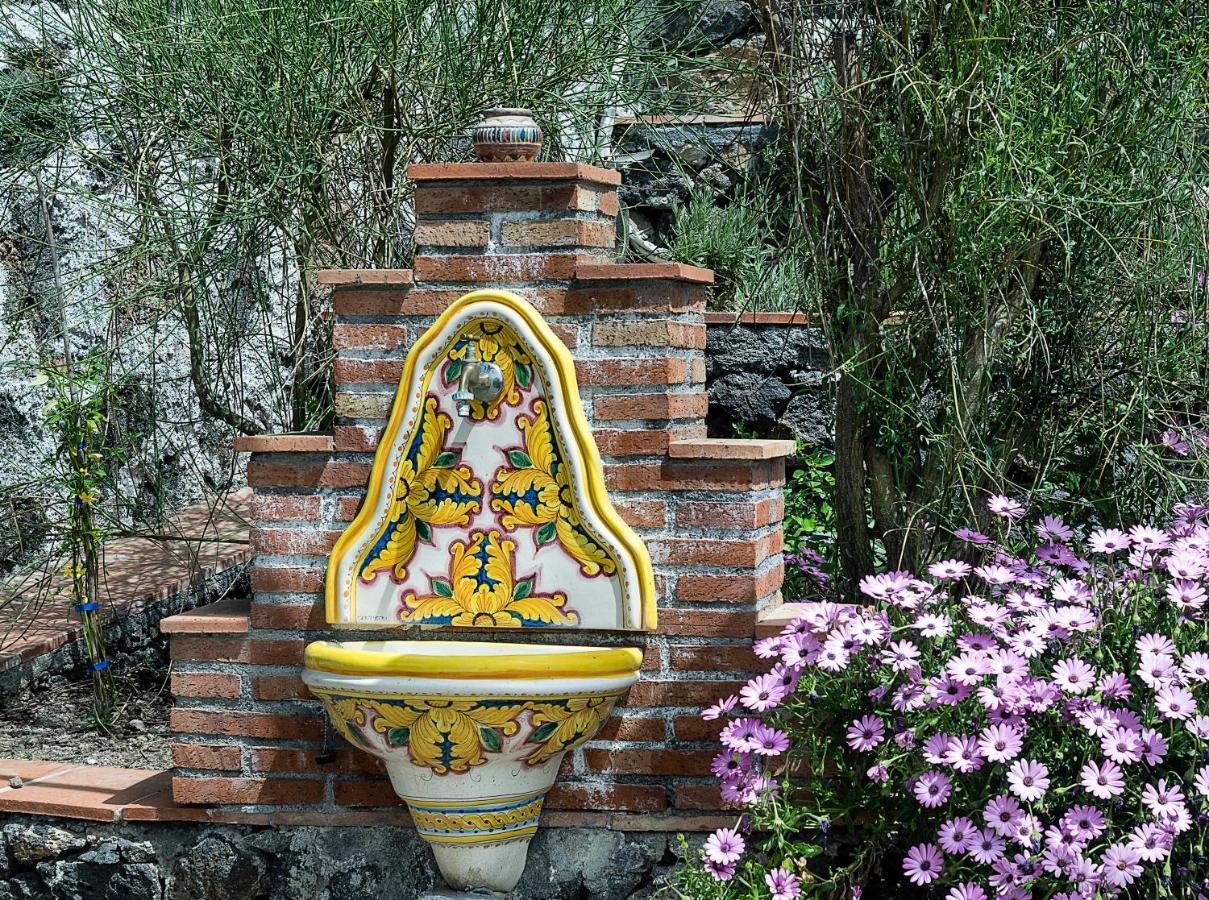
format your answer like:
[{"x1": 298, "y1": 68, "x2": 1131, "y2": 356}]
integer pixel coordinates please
[
  {"x1": 304, "y1": 640, "x2": 644, "y2": 680},
  {"x1": 325, "y1": 288, "x2": 658, "y2": 631}
]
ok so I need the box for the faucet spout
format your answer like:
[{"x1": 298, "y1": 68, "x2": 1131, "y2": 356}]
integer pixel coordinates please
[{"x1": 453, "y1": 342, "x2": 504, "y2": 419}]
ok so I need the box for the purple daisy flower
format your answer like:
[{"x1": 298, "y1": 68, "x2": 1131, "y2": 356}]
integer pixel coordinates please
[
  {"x1": 764, "y1": 867, "x2": 801, "y2": 900},
  {"x1": 914, "y1": 770, "x2": 952, "y2": 808},
  {"x1": 703, "y1": 827, "x2": 745, "y2": 865},
  {"x1": 845, "y1": 715, "x2": 885, "y2": 752},
  {"x1": 902, "y1": 843, "x2": 944, "y2": 885}
]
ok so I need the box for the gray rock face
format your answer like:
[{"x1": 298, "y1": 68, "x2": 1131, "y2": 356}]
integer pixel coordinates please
[
  {"x1": 516, "y1": 830, "x2": 666, "y2": 900},
  {"x1": 704, "y1": 322, "x2": 833, "y2": 445},
  {"x1": 3, "y1": 824, "x2": 86, "y2": 865},
  {"x1": 169, "y1": 833, "x2": 268, "y2": 900},
  {"x1": 660, "y1": 0, "x2": 756, "y2": 48}
]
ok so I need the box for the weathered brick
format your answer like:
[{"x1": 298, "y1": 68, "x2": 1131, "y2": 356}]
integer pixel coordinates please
[
  {"x1": 499, "y1": 219, "x2": 615, "y2": 249},
  {"x1": 656, "y1": 609, "x2": 756, "y2": 637},
  {"x1": 575, "y1": 358, "x2": 689, "y2": 387},
  {"x1": 676, "y1": 565, "x2": 785, "y2": 603},
  {"x1": 675, "y1": 498, "x2": 780, "y2": 531},
  {"x1": 595, "y1": 715, "x2": 666, "y2": 743},
  {"x1": 333, "y1": 779, "x2": 402, "y2": 808},
  {"x1": 581, "y1": 748, "x2": 715, "y2": 777},
  {"x1": 547, "y1": 322, "x2": 579, "y2": 349},
  {"x1": 624, "y1": 679, "x2": 746, "y2": 708},
  {"x1": 250, "y1": 494, "x2": 322, "y2": 524},
  {"x1": 252, "y1": 675, "x2": 312, "y2": 701},
  {"x1": 250, "y1": 601, "x2": 325, "y2": 630},
  {"x1": 414, "y1": 254, "x2": 579, "y2": 283},
  {"x1": 334, "y1": 392, "x2": 394, "y2": 420},
  {"x1": 251, "y1": 527, "x2": 342, "y2": 557},
  {"x1": 246, "y1": 458, "x2": 328, "y2": 489},
  {"x1": 673, "y1": 714, "x2": 725, "y2": 743},
  {"x1": 333, "y1": 425, "x2": 383, "y2": 453},
  {"x1": 563, "y1": 283, "x2": 706, "y2": 315},
  {"x1": 170, "y1": 672, "x2": 243, "y2": 699},
  {"x1": 546, "y1": 782, "x2": 666, "y2": 813},
  {"x1": 170, "y1": 709, "x2": 323, "y2": 741},
  {"x1": 649, "y1": 532, "x2": 782, "y2": 568},
  {"x1": 332, "y1": 322, "x2": 410, "y2": 352},
  {"x1": 673, "y1": 784, "x2": 727, "y2": 811},
  {"x1": 414, "y1": 182, "x2": 607, "y2": 215},
  {"x1": 613, "y1": 498, "x2": 668, "y2": 529},
  {"x1": 171, "y1": 743, "x2": 243, "y2": 771},
  {"x1": 251, "y1": 567, "x2": 323, "y2": 594},
  {"x1": 332, "y1": 288, "x2": 410, "y2": 317},
  {"x1": 668, "y1": 643, "x2": 762, "y2": 673},
  {"x1": 592, "y1": 392, "x2": 708, "y2": 422},
  {"x1": 172, "y1": 776, "x2": 325, "y2": 806},
  {"x1": 170, "y1": 635, "x2": 249, "y2": 663},
  {"x1": 604, "y1": 460, "x2": 785, "y2": 493},
  {"x1": 592, "y1": 429, "x2": 670, "y2": 457},
  {"x1": 249, "y1": 639, "x2": 309, "y2": 666},
  {"x1": 413, "y1": 220, "x2": 492, "y2": 247},
  {"x1": 592, "y1": 320, "x2": 706, "y2": 349},
  {"x1": 250, "y1": 747, "x2": 383, "y2": 775},
  {"x1": 333, "y1": 357, "x2": 404, "y2": 386}
]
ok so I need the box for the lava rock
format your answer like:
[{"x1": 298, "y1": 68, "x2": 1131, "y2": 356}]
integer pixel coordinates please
[
  {"x1": 660, "y1": 0, "x2": 756, "y2": 48},
  {"x1": 780, "y1": 389, "x2": 834, "y2": 448},
  {"x1": 169, "y1": 833, "x2": 267, "y2": 900},
  {"x1": 36, "y1": 857, "x2": 162, "y2": 900},
  {"x1": 709, "y1": 371, "x2": 792, "y2": 430},
  {"x1": 3, "y1": 823, "x2": 86, "y2": 865},
  {"x1": 515, "y1": 830, "x2": 664, "y2": 900}
]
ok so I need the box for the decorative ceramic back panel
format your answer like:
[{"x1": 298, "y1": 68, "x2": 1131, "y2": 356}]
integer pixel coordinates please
[{"x1": 327, "y1": 290, "x2": 657, "y2": 631}]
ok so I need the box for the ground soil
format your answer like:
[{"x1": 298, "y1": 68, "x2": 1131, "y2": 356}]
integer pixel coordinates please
[{"x1": 0, "y1": 641, "x2": 172, "y2": 769}]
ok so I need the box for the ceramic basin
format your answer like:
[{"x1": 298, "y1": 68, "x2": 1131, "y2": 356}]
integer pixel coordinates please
[{"x1": 302, "y1": 639, "x2": 641, "y2": 892}]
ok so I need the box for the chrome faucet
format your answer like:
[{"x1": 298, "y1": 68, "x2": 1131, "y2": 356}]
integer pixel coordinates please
[{"x1": 452, "y1": 343, "x2": 504, "y2": 418}]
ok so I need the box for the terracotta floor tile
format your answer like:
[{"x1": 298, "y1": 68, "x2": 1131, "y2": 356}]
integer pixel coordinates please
[
  {"x1": 0, "y1": 765, "x2": 169, "y2": 822},
  {"x1": 1, "y1": 759, "x2": 77, "y2": 786}
]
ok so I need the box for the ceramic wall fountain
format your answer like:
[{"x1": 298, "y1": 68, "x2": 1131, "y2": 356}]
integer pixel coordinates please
[{"x1": 301, "y1": 289, "x2": 656, "y2": 893}]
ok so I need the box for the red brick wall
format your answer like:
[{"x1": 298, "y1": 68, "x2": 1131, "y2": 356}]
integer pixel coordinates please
[{"x1": 167, "y1": 163, "x2": 790, "y2": 829}]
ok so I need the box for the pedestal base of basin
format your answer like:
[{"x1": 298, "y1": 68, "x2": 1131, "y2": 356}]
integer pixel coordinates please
[{"x1": 403, "y1": 789, "x2": 547, "y2": 893}]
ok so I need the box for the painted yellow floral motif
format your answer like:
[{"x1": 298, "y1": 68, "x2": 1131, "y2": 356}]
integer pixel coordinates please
[
  {"x1": 318, "y1": 692, "x2": 624, "y2": 774},
  {"x1": 400, "y1": 529, "x2": 577, "y2": 627},
  {"x1": 359, "y1": 396, "x2": 482, "y2": 583},
  {"x1": 444, "y1": 320, "x2": 534, "y2": 421},
  {"x1": 491, "y1": 400, "x2": 619, "y2": 577}
]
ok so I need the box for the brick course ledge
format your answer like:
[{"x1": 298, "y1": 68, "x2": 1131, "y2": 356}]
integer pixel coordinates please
[
  {"x1": 233, "y1": 433, "x2": 334, "y2": 454},
  {"x1": 159, "y1": 595, "x2": 250, "y2": 635},
  {"x1": 407, "y1": 162, "x2": 621, "y2": 186},
  {"x1": 704, "y1": 311, "x2": 812, "y2": 326},
  {"x1": 667, "y1": 437, "x2": 796, "y2": 460},
  {"x1": 574, "y1": 262, "x2": 714, "y2": 284},
  {"x1": 0, "y1": 760, "x2": 729, "y2": 830},
  {"x1": 317, "y1": 269, "x2": 413, "y2": 286}
]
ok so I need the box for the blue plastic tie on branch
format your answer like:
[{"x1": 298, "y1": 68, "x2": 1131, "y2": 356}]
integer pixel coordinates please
[
  {"x1": 91, "y1": 660, "x2": 110, "y2": 671},
  {"x1": 74, "y1": 602, "x2": 100, "y2": 612}
]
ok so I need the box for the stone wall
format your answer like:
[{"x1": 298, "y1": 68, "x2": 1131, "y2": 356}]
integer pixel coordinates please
[
  {"x1": 163, "y1": 163, "x2": 792, "y2": 831},
  {"x1": 703, "y1": 313, "x2": 832, "y2": 446},
  {"x1": 0, "y1": 815, "x2": 687, "y2": 899}
]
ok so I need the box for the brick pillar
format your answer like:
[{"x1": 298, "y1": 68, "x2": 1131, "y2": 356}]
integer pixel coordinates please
[{"x1": 163, "y1": 161, "x2": 795, "y2": 829}]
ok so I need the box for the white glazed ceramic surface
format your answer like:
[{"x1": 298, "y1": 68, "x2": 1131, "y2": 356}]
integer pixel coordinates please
[
  {"x1": 328, "y1": 295, "x2": 651, "y2": 630},
  {"x1": 301, "y1": 641, "x2": 640, "y2": 893}
]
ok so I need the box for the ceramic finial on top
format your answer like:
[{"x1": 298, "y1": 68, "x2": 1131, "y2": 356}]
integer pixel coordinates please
[{"x1": 472, "y1": 108, "x2": 542, "y2": 162}]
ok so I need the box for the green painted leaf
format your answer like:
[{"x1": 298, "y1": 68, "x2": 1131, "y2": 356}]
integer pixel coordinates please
[
  {"x1": 513, "y1": 578, "x2": 533, "y2": 601},
  {"x1": 507, "y1": 449, "x2": 533, "y2": 469},
  {"x1": 433, "y1": 451, "x2": 458, "y2": 468},
  {"x1": 387, "y1": 726, "x2": 411, "y2": 747},
  {"x1": 479, "y1": 726, "x2": 502, "y2": 752},
  {"x1": 515, "y1": 362, "x2": 531, "y2": 388},
  {"x1": 415, "y1": 519, "x2": 432, "y2": 542},
  {"x1": 432, "y1": 578, "x2": 453, "y2": 598},
  {"x1": 529, "y1": 721, "x2": 559, "y2": 744},
  {"x1": 535, "y1": 521, "x2": 557, "y2": 546},
  {"x1": 444, "y1": 359, "x2": 463, "y2": 383}
]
